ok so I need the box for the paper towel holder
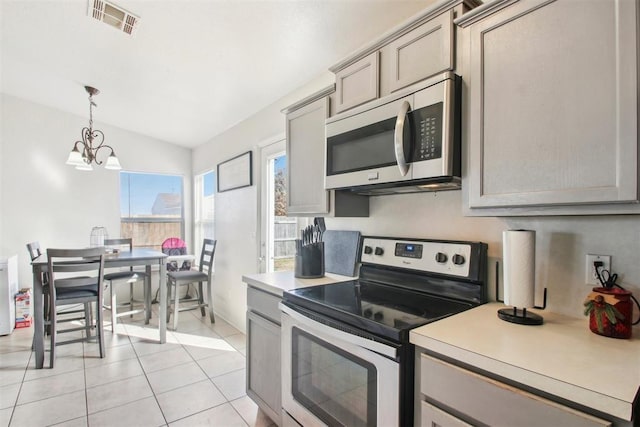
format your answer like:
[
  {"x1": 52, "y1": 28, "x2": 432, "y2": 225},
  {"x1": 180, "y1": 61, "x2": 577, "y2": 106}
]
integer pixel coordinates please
[
  {"x1": 498, "y1": 306, "x2": 544, "y2": 325},
  {"x1": 495, "y1": 261, "x2": 547, "y2": 325}
]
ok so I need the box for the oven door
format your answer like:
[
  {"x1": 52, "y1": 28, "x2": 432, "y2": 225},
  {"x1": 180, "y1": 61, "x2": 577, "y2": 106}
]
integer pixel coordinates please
[{"x1": 281, "y1": 304, "x2": 400, "y2": 427}]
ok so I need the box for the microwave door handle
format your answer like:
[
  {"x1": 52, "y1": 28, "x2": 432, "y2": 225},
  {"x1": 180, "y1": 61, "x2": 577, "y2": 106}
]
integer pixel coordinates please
[{"x1": 394, "y1": 101, "x2": 411, "y2": 176}]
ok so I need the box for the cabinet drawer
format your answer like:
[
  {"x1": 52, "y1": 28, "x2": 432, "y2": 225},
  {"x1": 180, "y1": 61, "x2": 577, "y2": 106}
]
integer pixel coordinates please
[
  {"x1": 387, "y1": 9, "x2": 453, "y2": 93},
  {"x1": 421, "y1": 354, "x2": 611, "y2": 427},
  {"x1": 421, "y1": 401, "x2": 471, "y2": 427},
  {"x1": 247, "y1": 286, "x2": 281, "y2": 324},
  {"x1": 335, "y1": 51, "x2": 379, "y2": 113}
]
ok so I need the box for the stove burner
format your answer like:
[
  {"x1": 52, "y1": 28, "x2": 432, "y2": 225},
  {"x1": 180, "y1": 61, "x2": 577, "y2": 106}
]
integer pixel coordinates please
[
  {"x1": 283, "y1": 236, "x2": 488, "y2": 343},
  {"x1": 283, "y1": 279, "x2": 475, "y2": 342}
]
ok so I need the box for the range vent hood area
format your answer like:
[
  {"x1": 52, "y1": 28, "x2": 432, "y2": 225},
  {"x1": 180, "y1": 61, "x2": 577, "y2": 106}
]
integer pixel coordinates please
[{"x1": 345, "y1": 177, "x2": 461, "y2": 196}]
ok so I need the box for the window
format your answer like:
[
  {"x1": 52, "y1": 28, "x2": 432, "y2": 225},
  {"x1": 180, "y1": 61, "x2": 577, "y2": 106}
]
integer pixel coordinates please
[
  {"x1": 194, "y1": 170, "x2": 216, "y2": 250},
  {"x1": 120, "y1": 171, "x2": 184, "y2": 250}
]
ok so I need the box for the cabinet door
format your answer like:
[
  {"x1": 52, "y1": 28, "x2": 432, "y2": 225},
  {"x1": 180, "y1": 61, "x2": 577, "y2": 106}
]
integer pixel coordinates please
[
  {"x1": 286, "y1": 97, "x2": 329, "y2": 215},
  {"x1": 247, "y1": 311, "x2": 281, "y2": 425},
  {"x1": 335, "y1": 52, "x2": 379, "y2": 113},
  {"x1": 387, "y1": 10, "x2": 454, "y2": 93},
  {"x1": 467, "y1": 0, "x2": 638, "y2": 208}
]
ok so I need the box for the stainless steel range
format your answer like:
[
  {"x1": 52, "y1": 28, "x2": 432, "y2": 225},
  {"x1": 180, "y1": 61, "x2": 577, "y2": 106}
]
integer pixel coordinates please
[{"x1": 280, "y1": 236, "x2": 488, "y2": 427}]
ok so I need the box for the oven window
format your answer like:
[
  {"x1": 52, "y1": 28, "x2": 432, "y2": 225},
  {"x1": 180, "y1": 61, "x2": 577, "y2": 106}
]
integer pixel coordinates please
[{"x1": 292, "y1": 328, "x2": 377, "y2": 427}]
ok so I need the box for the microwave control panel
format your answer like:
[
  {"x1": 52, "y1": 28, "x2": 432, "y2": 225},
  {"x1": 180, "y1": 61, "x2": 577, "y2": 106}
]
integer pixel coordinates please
[{"x1": 412, "y1": 102, "x2": 443, "y2": 161}]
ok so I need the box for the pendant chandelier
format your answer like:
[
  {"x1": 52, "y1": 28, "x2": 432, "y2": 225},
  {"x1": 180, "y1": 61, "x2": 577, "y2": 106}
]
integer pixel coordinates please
[{"x1": 66, "y1": 86, "x2": 121, "y2": 171}]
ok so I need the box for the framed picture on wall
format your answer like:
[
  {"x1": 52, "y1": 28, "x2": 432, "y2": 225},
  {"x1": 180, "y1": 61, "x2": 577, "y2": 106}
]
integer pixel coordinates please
[{"x1": 217, "y1": 151, "x2": 253, "y2": 192}]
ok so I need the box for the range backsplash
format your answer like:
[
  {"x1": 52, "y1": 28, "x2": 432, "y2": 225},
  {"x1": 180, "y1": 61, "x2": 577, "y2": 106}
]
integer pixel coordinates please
[{"x1": 326, "y1": 190, "x2": 640, "y2": 320}]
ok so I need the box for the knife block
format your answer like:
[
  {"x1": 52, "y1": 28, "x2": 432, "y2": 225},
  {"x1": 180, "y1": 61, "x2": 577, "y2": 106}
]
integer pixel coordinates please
[{"x1": 295, "y1": 242, "x2": 325, "y2": 279}]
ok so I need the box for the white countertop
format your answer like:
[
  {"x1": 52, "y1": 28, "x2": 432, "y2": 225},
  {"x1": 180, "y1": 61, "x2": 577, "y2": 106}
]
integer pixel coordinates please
[
  {"x1": 242, "y1": 270, "x2": 356, "y2": 296},
  {"x1": 410, "y1": 302, "x2": 640, "y2": 421}
]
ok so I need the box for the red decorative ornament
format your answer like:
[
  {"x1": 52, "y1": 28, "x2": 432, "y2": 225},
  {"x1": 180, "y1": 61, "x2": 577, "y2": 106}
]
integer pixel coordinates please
[{"x1": 584, "y1": 287, "x2": 633, "y2": 339}]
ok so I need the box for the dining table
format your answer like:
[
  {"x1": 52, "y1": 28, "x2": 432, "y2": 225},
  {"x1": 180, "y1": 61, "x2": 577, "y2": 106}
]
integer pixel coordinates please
[{"x1": 31, "y1": 248, "x2": 168, "y2": 369}]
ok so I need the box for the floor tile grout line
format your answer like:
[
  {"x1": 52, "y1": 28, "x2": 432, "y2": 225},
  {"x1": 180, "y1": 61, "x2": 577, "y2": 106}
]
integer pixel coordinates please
[
  {"x1": 6, "y1": 348, "x2": 32, "y2": 427},
  {"x1": 228, "y1": 397, "x2": 253, "y2": 427},
  {"x1": 130, "y1": 331, "x2": 171, "y2": 427},
  {"x1": 82, "y1": 339, "x2": 90, "y2": 427}
]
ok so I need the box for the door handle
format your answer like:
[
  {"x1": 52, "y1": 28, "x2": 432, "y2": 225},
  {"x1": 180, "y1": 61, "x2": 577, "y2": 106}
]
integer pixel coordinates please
[{"x1": 394, "y1": 101, "x2": 411, "y2": 176}]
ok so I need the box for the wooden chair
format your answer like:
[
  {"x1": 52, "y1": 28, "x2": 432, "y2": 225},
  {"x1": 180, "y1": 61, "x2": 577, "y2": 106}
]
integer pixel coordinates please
[
  {"x1": 166, "y1": 239, "x2": 216, "y2": 330},
  {"x1": 26, "y1": 241, "x2": 92, "y2": 337},
  {"x1": 103, "y1": 238, "x2": 150, "y2": 332},
  {"x1": 26, "y1": 242, "x2": 49, "y2": 332},
  {"x1": 47, "y1": 247, "x2": 106, "y2": 368}
]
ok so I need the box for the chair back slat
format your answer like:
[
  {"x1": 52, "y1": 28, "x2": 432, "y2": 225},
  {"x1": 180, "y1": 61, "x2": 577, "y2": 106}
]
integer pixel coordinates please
[
  {"x1": 26, "y1": 241, "x2": 42, "y2": 261},
  {"x1": 104, "y1": 238, "x2": 133, "y2": 252},
  {"x1": 104, "y1": 238, "x2": 135, "y2": 272},
  {"x1": 199, "y1": 239, "x2": 217, "y2": 278},
  {"x1": 47, "y1": 247, "x2": 106, "y2": 291}
]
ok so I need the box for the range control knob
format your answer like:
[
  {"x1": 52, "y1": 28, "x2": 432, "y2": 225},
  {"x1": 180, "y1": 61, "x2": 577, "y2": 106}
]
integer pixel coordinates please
[
  {"x1": 364, "y1": 246, "x2": 373, "y2": 255},
  {"x1": 452, "y1": 254, "x2": 466, "y2": 265},
  {"x1": 374, "y1": 247, "x2": 384, "y2": 256},
  {"x1": 373, "y1": 311, "x2": 384, "y2": 321},
  {"x1": 435, "y1": 252, "x2": 448, "y2": 263}
]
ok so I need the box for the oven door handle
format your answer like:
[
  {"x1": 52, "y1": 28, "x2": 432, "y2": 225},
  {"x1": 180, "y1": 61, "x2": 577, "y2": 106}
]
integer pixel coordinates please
[
  {"x1": 280, "y1": 303, "x2": 399, "y2": 360},
  {"x1": 394, "y1": 100, "x2": 411, "y2": 177}
]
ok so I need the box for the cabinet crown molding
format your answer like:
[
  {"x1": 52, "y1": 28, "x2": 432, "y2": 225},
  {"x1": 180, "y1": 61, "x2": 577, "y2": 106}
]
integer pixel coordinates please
[
  {"x1": 281, "y1": 84, "x2": 335, "y2": 114},
  {"x1": 329, "y1": 0, "x2": 481, "y2": 73},
  {"x1": 454, "y1": 0, "x2": 520, "y2": 27}
]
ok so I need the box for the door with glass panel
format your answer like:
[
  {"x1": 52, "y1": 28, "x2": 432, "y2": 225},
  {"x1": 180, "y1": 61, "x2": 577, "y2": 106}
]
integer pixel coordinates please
[
  {"x1": 260, "y1": 139, "x2": 308, "y2": 273},
  {"x1": 194, "y1": 170, "x2": 216, "y2": 258}
]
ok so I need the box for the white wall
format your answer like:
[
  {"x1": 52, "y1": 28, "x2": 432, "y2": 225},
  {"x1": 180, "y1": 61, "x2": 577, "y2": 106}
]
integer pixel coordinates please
[
  {"x1": 0, "y1": 94, "x2": 192, "y2": 287},
  {"x1": 192, "y1": 72, "x2": 335, "y2": 332}
]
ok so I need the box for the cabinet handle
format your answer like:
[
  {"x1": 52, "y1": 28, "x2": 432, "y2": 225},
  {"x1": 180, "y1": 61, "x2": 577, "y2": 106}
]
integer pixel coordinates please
[{"x1": 394, "y1": 100, "x2": 411, "y2": 176}]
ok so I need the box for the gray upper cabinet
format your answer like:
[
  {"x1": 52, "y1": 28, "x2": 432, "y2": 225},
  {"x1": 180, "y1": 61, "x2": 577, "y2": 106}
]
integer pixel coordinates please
[
  {"x1": 330, "y1": 0, "x2": 479, "y2": 113},
  {"x1": 335, "y1": 52, "x2": 379, "y2": 114},
  {"x1": 386, "y1": 9, "x2": 454, "y2": 93},
  {"x1": 285, "y1": 94, "x2": 330, "y2": 215},
  {"x1": 458, "y1": 0, "x2": 639, "y2": 214},
  {"x1": 283, "y1": 87, "x2": 369, "y2": 217}
]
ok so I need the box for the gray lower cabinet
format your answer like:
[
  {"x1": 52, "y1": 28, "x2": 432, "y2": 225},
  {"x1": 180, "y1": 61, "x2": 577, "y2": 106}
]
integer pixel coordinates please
[
  {"x1": 246, "y1": 286, "x2": 282, "y2": 426},
  {"x1": 418, "y1": 353, "x2": 613, "y2": 427},
  {"x1": 457, "y1": 0, "x2": 639, "y2": 214}
]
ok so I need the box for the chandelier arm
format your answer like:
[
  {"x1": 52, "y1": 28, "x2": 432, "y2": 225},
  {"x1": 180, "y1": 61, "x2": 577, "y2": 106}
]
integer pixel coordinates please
[{"x1": 68, "y1": 86, "x2": 120, "y2": 170}]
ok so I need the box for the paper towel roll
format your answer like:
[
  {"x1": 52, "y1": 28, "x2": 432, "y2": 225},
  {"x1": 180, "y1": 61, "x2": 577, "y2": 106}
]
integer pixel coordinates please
[{"x1": 503, "y1": 230, "x2": 536, "y2": 308}]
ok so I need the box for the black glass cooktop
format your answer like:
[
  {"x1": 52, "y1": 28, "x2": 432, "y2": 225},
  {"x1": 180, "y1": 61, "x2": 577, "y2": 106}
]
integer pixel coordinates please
[{"x1": 282, "y1": 280, "x2": 475, "y2": 342}]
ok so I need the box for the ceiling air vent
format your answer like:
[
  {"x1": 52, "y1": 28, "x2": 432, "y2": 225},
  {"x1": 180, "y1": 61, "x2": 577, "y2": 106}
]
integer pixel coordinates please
[{"x1": 89, "y1": 0, "x2": 140, "y2": 36}]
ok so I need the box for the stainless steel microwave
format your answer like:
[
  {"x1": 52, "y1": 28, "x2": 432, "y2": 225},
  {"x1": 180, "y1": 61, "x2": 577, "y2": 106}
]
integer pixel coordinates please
[{"x1": 325, "y1": 72, "x2": 461, "y2": 195}]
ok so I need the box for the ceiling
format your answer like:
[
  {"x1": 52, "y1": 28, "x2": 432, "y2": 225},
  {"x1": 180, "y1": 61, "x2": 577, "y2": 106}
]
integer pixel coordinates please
[{"x1": 1, "y1": 0, "x2": 430, "y2": 148}]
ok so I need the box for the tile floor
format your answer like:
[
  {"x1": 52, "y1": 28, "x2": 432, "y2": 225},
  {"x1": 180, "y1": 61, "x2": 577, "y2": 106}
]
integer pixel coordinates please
[{"x1": 0, "y1": 306, "x2": 277, "y2": 427}]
